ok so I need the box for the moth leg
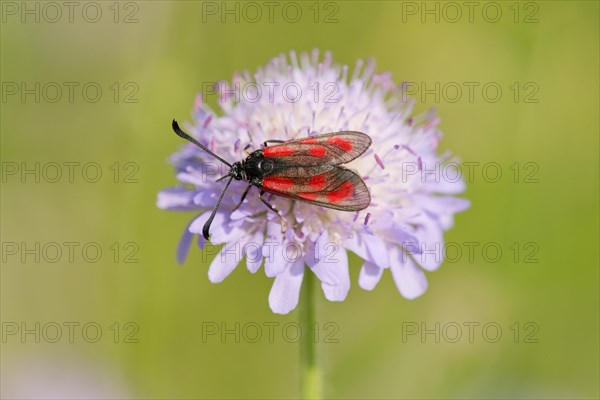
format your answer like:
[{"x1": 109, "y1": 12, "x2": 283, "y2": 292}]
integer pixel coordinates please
[
  {"x1": 232, "y1": 184, "x2": 252, "y2": 211},
  {"x1": 259, "y1": 190, "x2": 287, "y2": 235},
  {"x1": 263, "y1": 140, "x2": 285, "y2": 148},
  {"x1": 243, "y1": 144, "x2": 252, "y2": 156}
]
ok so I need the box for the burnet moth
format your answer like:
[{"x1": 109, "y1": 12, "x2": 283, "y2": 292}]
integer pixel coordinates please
[{"x1": 172, "y1": 119, "x2": 372, "y2": 240}]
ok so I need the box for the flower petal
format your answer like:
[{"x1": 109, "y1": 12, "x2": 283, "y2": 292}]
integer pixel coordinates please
[
  {"x1": 358, "y1": 261, "x2": 384, "y2": 291},
  {"x1": 365, "y1": 236, "x2": 390, "y2": 268},
  {"x1": 268, "y1": 259, "x2": 305, "y2": 314},
  {"x1": 424, "y1": 164, "x2": 467, "y2": 194},
  {"x1": 389, "y1": 246, "x2": 428, "y2": 299},
  {"x1": 208, "y1": 240, "x2": 244, "y2": 283},
  {"x1": 176, "y1": 221, "x2": 195, "y2": 265},
  {"x1": 230, "y1": 208, "x2": 251, "y2": 221},
  {"x1": 245, "y1": 230, "x2": 264, "y2": 273},
  {"x1": 410, "y1": 214, "x2": 444, "y2": 271},
  {"x1": 197, "y1": 234, "x2": 207, "y2": 250},
  {"x1": 412, "y1": 194, "x2": 470, "y2": 229},
  {"x1": 344, "y1": 231, "x2": 369, "y2": 260},
  {"x1": 375, "y1": 210, "x2": 421, "y2": 249},
  {"x1": 157, "y1": 187, "x2": 196, "y2": 210},
  {"x1": 345, "y1": 230, "x2": 389, "y2": 268},
  {"x1": 322, "y1": 282, "x2": 349, "y2": 301},
  {"x1": 305, "y1": 231, "x2": 343, "y2": 286},
  {"x1": 262, "y1": 221, "x2": 291, "y2": 277},
  {"x1": 262, "y1": 241, "x2": 290, "y2": 277},
  {"x1": 321, "y1": 249, "x2": 350, "y2": 301},
  {"x1": 189, "y1": 212, "x2": 244, "y2": 244}
]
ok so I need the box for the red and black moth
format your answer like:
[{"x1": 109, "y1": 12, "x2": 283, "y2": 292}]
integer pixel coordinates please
[{"x1": 171, "y1": 119, "x2": 372, "y2": 240}]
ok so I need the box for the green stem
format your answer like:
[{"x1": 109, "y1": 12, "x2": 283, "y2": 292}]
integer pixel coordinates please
[{"x1": 300, "y1": 271, "x2": 321, "y2": 399}]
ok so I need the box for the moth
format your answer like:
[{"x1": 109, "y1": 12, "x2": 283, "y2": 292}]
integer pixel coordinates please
[{"x1": 171, "y1": 119, "x2": 371, "y2": 240}]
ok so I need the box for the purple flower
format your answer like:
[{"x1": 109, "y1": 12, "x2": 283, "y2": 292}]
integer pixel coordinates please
[{"x1": 158, "y1": 50, "x2": 469, "y2": 314}]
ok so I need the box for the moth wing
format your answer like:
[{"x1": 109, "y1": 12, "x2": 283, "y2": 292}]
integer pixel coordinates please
[
  {"x1": 262, "y1": 131, "x2": 371, "y2": 165},
  {"x1": 260, "y1": 166, "x2": 371, "y2": 211}
]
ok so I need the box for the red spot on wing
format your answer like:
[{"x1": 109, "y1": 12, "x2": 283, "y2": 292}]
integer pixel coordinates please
[
  {"x1": 327, "y1": 181, "x2": 354, "y2": 204},
  {"x1": 264, "y1": 146, "x2": 295, "y2": 157},
  {"x1": 300, "y1": 137, "x2": 318, "y2": 144},
  {"x1": 309, "y1": 146, "x2": 326, "y2": 157},
  {"x1": 308, "y1": 175, "x2": 326, "y2": 191},
  {"x1": 328, "y1": 136, "x2": 353, "y2": 152},
  {"x1": 262, "y1": 176, "x2": 294, "y2": 191},
  {"x1": 299, "y1": 192, "x2": 318, "y2": 201}
]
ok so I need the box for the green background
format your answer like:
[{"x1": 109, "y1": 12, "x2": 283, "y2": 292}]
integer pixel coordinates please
[{"x1": 1, "y1": 1, "x2": 598, "y2": 398}]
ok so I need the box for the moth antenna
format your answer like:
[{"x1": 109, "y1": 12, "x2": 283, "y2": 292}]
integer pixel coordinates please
[
  {"x1": 203, "y1": 175, "x2": 235, "y2": 240},
  {"x1": 172, "y1": 119, "x2": 232, "y2": 168}
]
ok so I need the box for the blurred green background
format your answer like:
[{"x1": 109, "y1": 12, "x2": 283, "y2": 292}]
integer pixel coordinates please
[{"x1": 1, "y1": 1, "x2": 598, "y2": 398}]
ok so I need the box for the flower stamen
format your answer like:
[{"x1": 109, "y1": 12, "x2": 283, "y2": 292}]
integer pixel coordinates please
[
  {"x1": 374, "y1": 153, "x2": 385, "y2": 170},
  {"x1": 203, "y1": 115, "x2": 212, "y2": 129}
]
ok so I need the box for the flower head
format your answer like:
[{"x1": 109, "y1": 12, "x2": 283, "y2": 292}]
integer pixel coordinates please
[{"x1": 158, "y1": 50, "x2": 469, "y2": 314}]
